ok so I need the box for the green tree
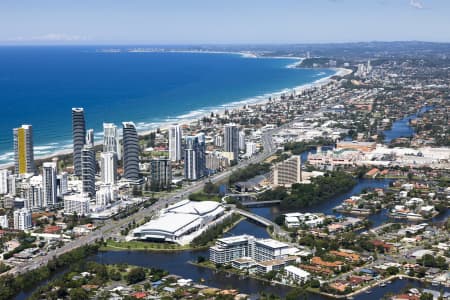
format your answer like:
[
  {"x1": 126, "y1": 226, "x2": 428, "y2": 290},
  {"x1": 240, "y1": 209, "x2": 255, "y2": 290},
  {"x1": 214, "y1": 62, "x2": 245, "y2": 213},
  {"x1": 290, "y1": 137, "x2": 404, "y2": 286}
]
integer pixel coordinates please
[
  {"x1": 69, "y1": 288, "x2": 89, "y2": 300},
  {"x1": 420, "y1": 292, "x2": 433, "y2": 300},
  {"x1": 126, "y1": 267, "x2": 146, "y2": 284}
]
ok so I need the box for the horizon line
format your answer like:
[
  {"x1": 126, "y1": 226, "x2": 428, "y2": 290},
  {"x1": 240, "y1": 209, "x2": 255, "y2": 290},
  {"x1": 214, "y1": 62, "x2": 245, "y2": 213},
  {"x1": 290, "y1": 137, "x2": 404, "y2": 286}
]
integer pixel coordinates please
[{"x1": 1, "y1": 40, "x2": 450, "y2": 47}]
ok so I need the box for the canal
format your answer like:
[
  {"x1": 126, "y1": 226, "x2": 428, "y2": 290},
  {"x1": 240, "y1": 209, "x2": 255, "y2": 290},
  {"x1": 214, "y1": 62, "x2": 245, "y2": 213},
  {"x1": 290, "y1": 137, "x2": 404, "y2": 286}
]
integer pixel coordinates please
[{"x1": 383, "y1": 105, "x2": 433, "y2": 143}]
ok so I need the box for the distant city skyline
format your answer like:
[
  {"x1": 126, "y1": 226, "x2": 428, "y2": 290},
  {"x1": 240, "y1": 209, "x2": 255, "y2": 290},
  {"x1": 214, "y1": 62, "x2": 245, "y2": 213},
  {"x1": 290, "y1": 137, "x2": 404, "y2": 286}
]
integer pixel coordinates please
[{"x1": 0, "y1": 0, "x2": 449, "y2": 44}]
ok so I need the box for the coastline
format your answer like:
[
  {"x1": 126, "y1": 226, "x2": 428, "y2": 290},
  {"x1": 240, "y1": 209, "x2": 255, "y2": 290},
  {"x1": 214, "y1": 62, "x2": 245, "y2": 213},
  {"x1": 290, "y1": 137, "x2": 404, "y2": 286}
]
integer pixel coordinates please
[{"x1": 0, "y1": 52, "x2": 352, "y2": 169}]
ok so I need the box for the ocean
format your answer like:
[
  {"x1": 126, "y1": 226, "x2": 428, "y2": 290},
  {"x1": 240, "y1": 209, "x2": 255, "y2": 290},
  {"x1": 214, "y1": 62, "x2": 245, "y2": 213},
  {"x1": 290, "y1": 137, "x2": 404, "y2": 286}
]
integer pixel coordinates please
[{"x1": 0, "y1": 46, "x2": 335, "y2": 165}]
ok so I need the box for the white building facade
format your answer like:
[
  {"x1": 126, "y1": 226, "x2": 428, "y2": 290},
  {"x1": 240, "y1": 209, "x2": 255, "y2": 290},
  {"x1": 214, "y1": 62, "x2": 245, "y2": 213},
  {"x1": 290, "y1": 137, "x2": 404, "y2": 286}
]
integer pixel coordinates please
[
  {"x1": 13, "y1": 208, "x2": 32, "y2": 230},
  {"x1": 64, "y1": 194, "x2": 90, "y2": 216},
  {"x1": 169, "y1": 124, "x2": 182, "y2": 162}
]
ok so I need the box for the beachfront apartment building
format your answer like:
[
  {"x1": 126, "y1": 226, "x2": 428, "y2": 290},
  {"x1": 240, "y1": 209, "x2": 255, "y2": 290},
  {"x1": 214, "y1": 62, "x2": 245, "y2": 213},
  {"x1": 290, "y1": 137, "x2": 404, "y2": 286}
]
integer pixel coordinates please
[
  {"x1": 169, "y1": 124, "x2": 183, "y2": 162},
  {"x1": 72, "y1": 108, "x2": 86, "y2": 177},
  {"x1": 13, "y1": 124, "x2": 35, "y2": 175},
  {"x1": 103, "y1": 123, "x2": 121, "y2": 159},
  {"x1": 122, "y1": 122, "x2": 140, "y2": 181},
  {"x1": 81, "y1": 145, "x2": 96, "y2": 196}
]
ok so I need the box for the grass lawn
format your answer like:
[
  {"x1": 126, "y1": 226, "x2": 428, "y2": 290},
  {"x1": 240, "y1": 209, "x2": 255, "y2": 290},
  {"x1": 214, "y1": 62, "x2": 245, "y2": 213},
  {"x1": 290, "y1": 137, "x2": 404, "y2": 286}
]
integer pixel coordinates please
[{"x1": 100, "y1": 239, "x2": 206, "y2": 252}]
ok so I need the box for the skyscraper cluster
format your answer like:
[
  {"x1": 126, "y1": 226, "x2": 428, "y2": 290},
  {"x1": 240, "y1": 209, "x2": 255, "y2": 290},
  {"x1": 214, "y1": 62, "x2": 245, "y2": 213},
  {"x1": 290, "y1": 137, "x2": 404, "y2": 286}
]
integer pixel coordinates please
[{"x1": 72, "y1": 108, "x2": 97, "y2": 196}]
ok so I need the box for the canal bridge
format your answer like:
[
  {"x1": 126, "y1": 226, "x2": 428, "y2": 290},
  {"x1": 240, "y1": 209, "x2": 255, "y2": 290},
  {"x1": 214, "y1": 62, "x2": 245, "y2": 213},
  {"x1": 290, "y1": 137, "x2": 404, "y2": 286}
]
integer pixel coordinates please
[
  {"x1": 240, "y1": 200, "x2": 281, "y2": 207},
  {"x1": 232, "y1": 208, "x2": 291, "y2": 241}
]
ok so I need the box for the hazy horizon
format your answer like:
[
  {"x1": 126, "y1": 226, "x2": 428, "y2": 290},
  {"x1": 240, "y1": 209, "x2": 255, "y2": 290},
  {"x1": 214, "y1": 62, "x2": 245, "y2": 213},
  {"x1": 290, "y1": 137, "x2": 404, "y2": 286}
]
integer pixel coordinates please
[{"x1": 1, "y1": 0, "x2": 449, "y2": 45}]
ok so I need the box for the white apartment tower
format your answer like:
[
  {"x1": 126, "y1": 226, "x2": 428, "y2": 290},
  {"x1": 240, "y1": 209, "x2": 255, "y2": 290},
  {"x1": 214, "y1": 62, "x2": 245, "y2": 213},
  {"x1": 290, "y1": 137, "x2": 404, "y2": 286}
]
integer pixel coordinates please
[
  {"x1": 100, "y1": 152, "x2": 117, "y2": 185},
  {"x1": 0, "y1": 215, "x2": 8, "y2": 229},
  {"x1": 238, "y1": 131, "x2": 246, "y2": 151},
  {"x1": 245, "y1": 142, "x2": 257, "y2": 157},
  {"x1": 0, "y1": 169, "x2": 10, "y2": 195},
  {"x1": 13, "y1": 208, "x2": 32, "y2": 230},
  {"x1": 57, "y1": 172, "x2": 68, "y2": 196},
  {"x1": 103, "y1": 123, "x2": 121, "y2": 160},
  {"x1": 169, "y1": 124, "x2": 182, "y2": 162},
  {"x1": 42, "y1": 162, "x2": 58, "y2": 207},
  {"x1": 85, "y1": 128, "x2": 95, "y2": 147},
  {"x1": 81, "y1": 145, "x2": 96, "y2": 196}
]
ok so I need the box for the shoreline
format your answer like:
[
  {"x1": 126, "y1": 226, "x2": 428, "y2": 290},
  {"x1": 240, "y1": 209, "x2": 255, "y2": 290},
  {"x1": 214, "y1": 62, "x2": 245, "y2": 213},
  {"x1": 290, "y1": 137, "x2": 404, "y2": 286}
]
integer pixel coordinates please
[{"x1": 0, "y1": 52, "x2": 352, "y2": 169}]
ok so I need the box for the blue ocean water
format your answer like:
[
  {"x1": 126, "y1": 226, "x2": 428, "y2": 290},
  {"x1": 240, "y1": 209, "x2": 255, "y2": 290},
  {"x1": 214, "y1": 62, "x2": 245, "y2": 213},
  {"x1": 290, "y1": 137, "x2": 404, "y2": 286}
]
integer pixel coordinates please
[{"x1": 0, "y1": 46, "x2": 335, "y2": 164}]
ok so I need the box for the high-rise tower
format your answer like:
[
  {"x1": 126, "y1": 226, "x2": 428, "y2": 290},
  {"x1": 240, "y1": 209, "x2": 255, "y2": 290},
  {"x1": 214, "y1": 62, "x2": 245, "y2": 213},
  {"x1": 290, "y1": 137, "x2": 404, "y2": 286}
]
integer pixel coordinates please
[
  {"x1": 13, "y1": 124, "x2": 35, "y2": 175},
  {"x1": 122, "y1": 122, "x2": 140, "y2": 181},
  {"x1": 42, "y1": 162, "x2": 57, "y2": 207},
  {"x1": 184, "y1": 133, "x2": 206, "y2": 181},
  {"x1": 100, "y1": 152, "x2": 117, "y2": 184},
  {"x1": 103, "y1": 123, "x2": 121, "y2": 160},
  {"x1": 72, "y1": 108, "x2": 86, "y2": 176},
  {"x1": 169, "y1": 124, "x2": 182, "y2": 162},
  {"x1": 224, "y1": 123, "x2": 239, "y2": 161},
  {"x1": 85, "y1": 128, "x2": 94, "y2": 147},
  {"x1": 81, "y1": 145, "x2": 96, "y2": 196}
]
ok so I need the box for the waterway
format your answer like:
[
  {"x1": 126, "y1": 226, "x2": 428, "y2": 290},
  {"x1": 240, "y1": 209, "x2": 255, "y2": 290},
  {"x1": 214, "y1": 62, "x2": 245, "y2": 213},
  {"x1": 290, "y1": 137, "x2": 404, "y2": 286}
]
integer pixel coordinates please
[
  {"x1": 250, "y1": 178, "x2": 395, "y2": 228},
  {"x1": 383, "y1": 105, "x2": 434, "y2": 143}
]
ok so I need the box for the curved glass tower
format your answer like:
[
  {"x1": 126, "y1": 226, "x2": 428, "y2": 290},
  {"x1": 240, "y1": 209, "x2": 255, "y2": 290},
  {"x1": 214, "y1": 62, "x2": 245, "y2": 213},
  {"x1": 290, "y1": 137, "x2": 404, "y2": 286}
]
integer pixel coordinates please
[
  {"x1": 72, "y1": 108, "x2": 86, "y2": 177},
  {"x1": 122, "y1": 122, "x2": 140, "y2": 181}
]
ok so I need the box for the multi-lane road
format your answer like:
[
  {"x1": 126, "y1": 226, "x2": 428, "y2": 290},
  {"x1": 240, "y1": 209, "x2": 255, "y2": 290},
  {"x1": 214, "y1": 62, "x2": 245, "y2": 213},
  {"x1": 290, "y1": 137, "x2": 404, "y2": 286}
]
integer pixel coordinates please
[{"x1": 6, "y1": 122, "x2": 286, "y2": 277}]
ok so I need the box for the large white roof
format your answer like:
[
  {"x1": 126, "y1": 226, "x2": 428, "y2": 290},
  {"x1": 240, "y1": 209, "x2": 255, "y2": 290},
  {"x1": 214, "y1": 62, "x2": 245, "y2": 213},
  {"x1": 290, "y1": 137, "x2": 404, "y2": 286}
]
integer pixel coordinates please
[
  {"x1": 217, "y1": 234, "x2": 253, "y2": 245},
  {"x1": 255, "y1": 238, "x2": 289, "y2": 249},
  {"x1": 139, "y1": 213, "x2": 200, "y2": 234},
  {"x1": 167, "y1": 200, "x2": 222, "y2": 216}
]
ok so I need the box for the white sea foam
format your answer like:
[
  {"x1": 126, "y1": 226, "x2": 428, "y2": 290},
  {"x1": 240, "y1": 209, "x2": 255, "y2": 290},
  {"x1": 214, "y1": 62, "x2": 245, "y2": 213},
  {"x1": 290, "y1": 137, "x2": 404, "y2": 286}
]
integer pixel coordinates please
[{"x1": 34, "y1": 145, "x2": 56, "y2": 150}]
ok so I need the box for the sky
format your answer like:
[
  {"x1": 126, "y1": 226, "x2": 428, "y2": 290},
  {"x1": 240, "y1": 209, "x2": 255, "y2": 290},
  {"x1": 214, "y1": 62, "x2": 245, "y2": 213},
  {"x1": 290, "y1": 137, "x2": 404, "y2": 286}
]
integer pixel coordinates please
[{"x1": 0, "y1": 0, "x2": 449, "y2": 44}]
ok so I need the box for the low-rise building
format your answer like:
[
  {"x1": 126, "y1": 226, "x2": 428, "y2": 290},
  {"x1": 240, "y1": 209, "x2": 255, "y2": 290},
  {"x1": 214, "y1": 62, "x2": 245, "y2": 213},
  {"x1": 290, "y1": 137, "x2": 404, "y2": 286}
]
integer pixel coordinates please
[
  {"x1": 284, "y1": 265, "x2": 311, "y2": 284},
  {"x1": 64, "y1": 194, "x2": 90, "y2": 216},
  {"x1": 13, "y1": 208, "x2": 32, "y2": 230}
]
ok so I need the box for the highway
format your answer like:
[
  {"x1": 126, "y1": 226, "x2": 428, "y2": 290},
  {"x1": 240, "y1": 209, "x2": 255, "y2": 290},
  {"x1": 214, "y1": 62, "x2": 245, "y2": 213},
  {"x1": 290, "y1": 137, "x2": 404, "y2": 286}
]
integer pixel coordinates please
[{"x1": 6, "y1": 121, "x2": 286, "y2": 277}]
